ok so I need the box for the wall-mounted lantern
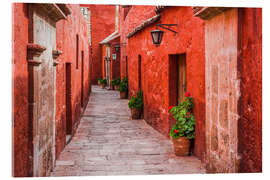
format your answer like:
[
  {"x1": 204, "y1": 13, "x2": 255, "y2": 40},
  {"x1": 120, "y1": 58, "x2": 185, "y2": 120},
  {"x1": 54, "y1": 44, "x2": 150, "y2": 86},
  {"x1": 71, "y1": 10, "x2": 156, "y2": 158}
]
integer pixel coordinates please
[
  {"x1": 114, "y1": 44, "x2": 120, "y2": 52},
  {"x1": 150, "y1": 24, "x2": 178, "y2": 47}
]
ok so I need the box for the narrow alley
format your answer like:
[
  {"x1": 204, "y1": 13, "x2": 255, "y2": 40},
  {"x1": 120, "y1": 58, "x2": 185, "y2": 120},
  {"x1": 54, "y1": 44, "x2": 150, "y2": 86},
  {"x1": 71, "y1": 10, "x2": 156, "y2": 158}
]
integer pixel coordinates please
[
  {"x1": 51, "y1": 86, "x2": 205, "y2": 176},
  {"x1": 12, "y1": 3, "x2": 262, "y2": 177}
]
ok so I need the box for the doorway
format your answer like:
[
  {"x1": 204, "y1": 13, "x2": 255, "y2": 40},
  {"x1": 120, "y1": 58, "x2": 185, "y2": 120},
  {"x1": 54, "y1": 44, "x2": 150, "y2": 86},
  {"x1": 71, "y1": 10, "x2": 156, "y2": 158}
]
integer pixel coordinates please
[
  {"x1": 176, "y1": 54, "x2": 187, "y2": 103},
  {"x1": 138, "y1": 55, "x2": 142, "y2": 90},
  {"x1": 169, "y1": 54, "x2": 187, "y2": 105},
  {"x1": 105, "y1": 46, "x2": 111, "y2": 86},
  {"x1": 81, "y1": 51, "x2": 84, "y2": 108},
  {"x1": 169, "y1": 54, "x2": 187, "y2": 130},
  {"x1": 65, "y1": 63, "x2": 72, "y2": 143}
]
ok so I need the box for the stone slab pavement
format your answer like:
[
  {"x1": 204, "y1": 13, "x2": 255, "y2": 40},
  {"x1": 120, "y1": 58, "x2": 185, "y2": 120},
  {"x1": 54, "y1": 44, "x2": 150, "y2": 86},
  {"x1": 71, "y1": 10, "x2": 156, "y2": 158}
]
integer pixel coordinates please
[{"x1": 51, "y1": 85, "x2": 205, "y2": 176}]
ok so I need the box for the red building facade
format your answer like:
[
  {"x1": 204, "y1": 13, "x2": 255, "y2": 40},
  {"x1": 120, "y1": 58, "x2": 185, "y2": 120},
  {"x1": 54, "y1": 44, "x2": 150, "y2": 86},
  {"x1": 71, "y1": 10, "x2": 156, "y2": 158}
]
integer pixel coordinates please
[
  {"x1": 80, "y1": 4, "x2": 116, "y2": 85},
  {"x1": 194, "y1": 7, "x2": 262, "y2": 172},
  {"x1": 121, "y1": 6, "x2": 206, "y2": 162},
  {"x1": 119, "y1": 5, "x2": 157, "y2": 80},
  {"x1": 12, "y1": 3, "x2": 91, "y2": 177},
  {"x1": 120, "y1": 5, "x2": 262, "y2": 173}
]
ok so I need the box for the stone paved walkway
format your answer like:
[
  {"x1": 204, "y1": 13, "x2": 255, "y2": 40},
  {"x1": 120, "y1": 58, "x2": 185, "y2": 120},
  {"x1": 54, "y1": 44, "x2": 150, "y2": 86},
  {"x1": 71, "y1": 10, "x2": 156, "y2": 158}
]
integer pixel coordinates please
[{"x1": 51, "y1": 85, "x2": 205, "y2": 176}]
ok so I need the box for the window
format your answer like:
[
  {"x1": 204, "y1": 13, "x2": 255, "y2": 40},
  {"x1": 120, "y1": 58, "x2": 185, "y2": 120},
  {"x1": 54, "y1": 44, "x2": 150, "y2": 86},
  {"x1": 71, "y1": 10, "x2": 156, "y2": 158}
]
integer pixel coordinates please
[{"x1": 76, "y1": 34, "x2": 79, "y2": 69}]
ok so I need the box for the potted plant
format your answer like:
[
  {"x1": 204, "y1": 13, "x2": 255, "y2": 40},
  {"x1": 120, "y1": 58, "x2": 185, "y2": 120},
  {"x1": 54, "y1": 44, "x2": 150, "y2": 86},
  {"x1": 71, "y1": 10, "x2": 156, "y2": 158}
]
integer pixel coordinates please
[
  {"x1": 169, "y1": 92, "x2": 195, "y2": 156},
  {"x1": 111, "y1": 79, "x2": 116, "y2": 90},
  {"x1": 128, "y1": 90, "x2": 143, "y2": 119},
  {"x1": 118, "y1": 77, "x2": 128, "y2": 99},
  {"x1": 112, "y1": 76, "x2": 121, "y2": 90},
  {"x1": 97, "y1": 77, "x2": 102, "y2": 85},
  {"x1": 100, "y1": 78, "x2": 107, "y2": 89}
]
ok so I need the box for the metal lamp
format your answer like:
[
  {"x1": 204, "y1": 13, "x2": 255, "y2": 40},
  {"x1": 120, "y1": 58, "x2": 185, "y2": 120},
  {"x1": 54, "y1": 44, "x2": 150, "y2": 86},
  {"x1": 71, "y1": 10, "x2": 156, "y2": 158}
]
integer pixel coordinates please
[
  {"x1": 150, "y1": 24, "x2": 178, "y2": 47},
  {"x1": 150, "y1": 29, "x2": 164, "y2": 47}
]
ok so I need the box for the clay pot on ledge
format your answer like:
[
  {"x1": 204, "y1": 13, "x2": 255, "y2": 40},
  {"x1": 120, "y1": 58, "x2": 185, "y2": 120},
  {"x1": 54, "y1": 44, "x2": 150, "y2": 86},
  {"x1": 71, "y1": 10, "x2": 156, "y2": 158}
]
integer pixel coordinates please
[
  {"x1": 172, "y1": 137, "x2": 190, "y2": 156},
  {"x1": 120, "y1": 91, "x2": 127, "y2": 99},
  {"x1": 101, "y1": 84, "x2": 106, "y2": 89},
  {"x1": 130, "y1": 108, "x2": 142, "y2": 119},
  {"x1": 114, "y1": 85, "x2": 119, "y2": 90}
]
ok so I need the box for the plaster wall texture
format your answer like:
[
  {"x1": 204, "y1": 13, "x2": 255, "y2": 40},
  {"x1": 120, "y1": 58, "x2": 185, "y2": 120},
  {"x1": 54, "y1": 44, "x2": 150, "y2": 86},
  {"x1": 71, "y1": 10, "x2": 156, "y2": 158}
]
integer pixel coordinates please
[
  {"x1": 55, "y1": 4, "x2": 91, "y2": 160},
  {"x1": 204, "y1": 8, "x2": 240, "y2": 173},
  {"x1": 80, "y1": 4, "x2": 116, "y2": 84},
  {"x1": 119, "y1": 5, "x2": 156, "y2": 79},
  {"x1": 238, "y1": 8, "x2": 262, "y2": 173},
  {"x1": 12, "y1": 3, "x2": 91, "y2": 176},
  {"x1": 126, "y1": 6, "x2": 206, "y2": 161},
  {"x1": 204, "y1": 8, "x2": 262, "y2": 173},
  {"x1": 12, "y1": 3, "x2": 30, "y2": 177}
]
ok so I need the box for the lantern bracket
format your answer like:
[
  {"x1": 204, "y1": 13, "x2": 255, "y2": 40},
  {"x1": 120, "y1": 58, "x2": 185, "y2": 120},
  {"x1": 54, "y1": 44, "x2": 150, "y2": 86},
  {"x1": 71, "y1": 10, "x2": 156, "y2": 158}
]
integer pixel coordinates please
[{"x1": 156, "y1": 24, "x2": 178, "y2": 34}]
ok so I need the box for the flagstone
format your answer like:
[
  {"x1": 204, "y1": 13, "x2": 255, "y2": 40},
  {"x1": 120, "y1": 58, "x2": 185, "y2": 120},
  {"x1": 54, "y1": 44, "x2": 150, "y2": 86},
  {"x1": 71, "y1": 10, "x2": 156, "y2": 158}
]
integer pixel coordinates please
[{"x1": 51, "y1": 86, "x2": 205, "y2": 176}]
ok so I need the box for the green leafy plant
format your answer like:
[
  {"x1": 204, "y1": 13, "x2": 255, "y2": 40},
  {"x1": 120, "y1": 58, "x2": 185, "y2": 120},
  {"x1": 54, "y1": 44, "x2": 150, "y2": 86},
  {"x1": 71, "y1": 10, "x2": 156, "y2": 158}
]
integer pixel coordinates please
[
  {"x1": 118, "y1": 77, "x2": 128, "y2": 92},
  {"x1": 100, "y1": 78, "x2": 107, "y2": 85},
  {"x1": 169, "y1": 92, "x2": 196, "y2": 139},
  {"x1": 112, "y1": 76, "x2": 121, "y2": 86},
  {"x1": 115, "y1": 76, "x2": 121, "y2": 85},
  {"x1": 97, "y1": 77, "x2": 102, "y2": 84},
  {"x1": 128, "y1": 90, "x2": 143, "y2": 110}
]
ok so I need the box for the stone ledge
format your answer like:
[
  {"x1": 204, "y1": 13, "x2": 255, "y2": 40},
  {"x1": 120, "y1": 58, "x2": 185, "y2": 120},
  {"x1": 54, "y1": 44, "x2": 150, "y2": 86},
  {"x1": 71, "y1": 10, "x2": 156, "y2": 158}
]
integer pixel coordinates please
[
  {"x1": 27, "y1": 43, "x2": 46, "y2": 57},
  {"x1": 27, "y1": 59, "x2": 42, "y2": 66},
  {"x1": 53, "y1": 60, "x2": 60, "y2": 66},
  {"x1": 121, "y1": 5, "x2": 132, "y2": 8},
  {"x1": 56, "y1": 4, "x2": 72, "y2": 16},
  {"x1": 193, "y1": 7, "x2": 231, "y2": 20},
  {"x1": 126, "y1": 14, "x2": 161, "y2": 39},
  {"x1": 155, "y1": 6, "x2": 167, "y2": 14},
  {"x1": 34, "y1": 3, "x2": 67, "y2": 22},
  {"x1": 52, "y1": 49, "x2": 62, "y2": 59}
]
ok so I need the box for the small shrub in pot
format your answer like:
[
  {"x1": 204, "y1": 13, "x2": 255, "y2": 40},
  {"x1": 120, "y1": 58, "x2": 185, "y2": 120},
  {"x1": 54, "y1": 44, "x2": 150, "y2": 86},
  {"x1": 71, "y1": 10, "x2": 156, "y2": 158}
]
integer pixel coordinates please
[
  {"x1": 128, "y1": 90, "x2": 143, "y2": 119},
  {"x1": 118, "y1": 77, "x2": 128, "y2": 99},
  {"x1": 100, "y1": 78, "x2": 107, "y2": 89}
]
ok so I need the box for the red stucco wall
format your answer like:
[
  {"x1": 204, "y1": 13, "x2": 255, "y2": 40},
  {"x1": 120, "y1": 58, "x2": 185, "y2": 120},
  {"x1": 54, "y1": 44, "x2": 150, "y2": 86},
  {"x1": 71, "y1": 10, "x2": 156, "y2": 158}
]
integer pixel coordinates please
[
  {"x1": 55, "y1": 4, "x2": 91, "y2": 159},
  {"x1": 13, "y1": 3, "x2": 91, "y2": 176},
  {"x1": 81, "y1": 4, "x2": 116, "y2": 84},
  {"x1": 119, "y1": 5, "x2": 156, "y2": 79},
  {"x1": 12, "y1": 3, "x2": 30, "y2": 177},
  {"x1": 238, "y1": 8, "x2": 262, "y2": 172},
  {"x1": 126, "y1": 7, "x2": 206, "y2": 161}
]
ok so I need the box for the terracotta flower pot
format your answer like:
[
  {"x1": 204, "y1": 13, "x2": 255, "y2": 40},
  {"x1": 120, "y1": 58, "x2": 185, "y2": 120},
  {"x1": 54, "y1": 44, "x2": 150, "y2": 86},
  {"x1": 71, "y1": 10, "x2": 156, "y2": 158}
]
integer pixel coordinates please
[
  {"x1": 172, "y1": 137, "x2": 190, "y2": 156},
  {"x1": 130, "y1": 108, "x2": 142, "y2": 119},
  {"x1": 120, "y1": 91, "x2": 127, "y2": 99},
  {"x1": 101, "y1": 84, "x2": 106, "y2": 89},
  {"x1": 114, "y1": 85, "x2": 119, "y2": 90}
]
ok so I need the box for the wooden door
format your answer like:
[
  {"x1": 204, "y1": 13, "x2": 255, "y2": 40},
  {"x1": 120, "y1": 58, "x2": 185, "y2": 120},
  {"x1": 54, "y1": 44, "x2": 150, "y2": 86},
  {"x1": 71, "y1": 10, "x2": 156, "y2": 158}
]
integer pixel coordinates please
[{"x1": 177, "y1": 54, "x2": 187, "y2": 103}]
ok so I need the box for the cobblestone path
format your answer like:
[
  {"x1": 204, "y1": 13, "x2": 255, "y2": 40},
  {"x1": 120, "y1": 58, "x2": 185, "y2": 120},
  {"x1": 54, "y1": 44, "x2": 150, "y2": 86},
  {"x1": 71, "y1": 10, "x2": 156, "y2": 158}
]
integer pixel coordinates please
[{"x1": 51, "y1": 86, "x2": 205, "y2": 176}]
